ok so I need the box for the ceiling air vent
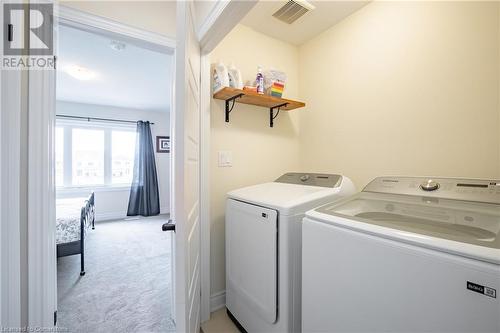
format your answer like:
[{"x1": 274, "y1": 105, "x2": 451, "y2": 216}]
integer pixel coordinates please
[{"x1": 272, "y1": 0, "x2": 315, "y2": 24}]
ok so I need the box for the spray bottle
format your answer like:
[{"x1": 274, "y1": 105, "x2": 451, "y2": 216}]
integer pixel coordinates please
[{"x1": 256, "y1": 66, "x2": 264, "y2": 94}]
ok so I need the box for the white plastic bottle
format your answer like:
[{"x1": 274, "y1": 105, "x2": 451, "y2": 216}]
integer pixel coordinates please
[
  {"x1": 256, "y1": 66, "x2": 264, "y2": 94},
  {"x1": 228, "y1": 63, "x2": 243, "y2": 89},
  {"x1": 213, "y1": 61, "x2": 229, "y2": 93}
]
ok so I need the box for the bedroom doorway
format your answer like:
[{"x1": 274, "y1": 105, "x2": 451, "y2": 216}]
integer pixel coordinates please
[{"x1": 54, "y1": 14, "x2": 175, "y2": 333}]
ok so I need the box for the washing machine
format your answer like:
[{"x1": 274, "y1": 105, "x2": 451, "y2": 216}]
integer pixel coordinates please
[
  {"x1": 303, "y1": 176, "x2": 500, "y2": 333},
  {"x1": 225, "y1": 172, "x2": 355, "y2": 333}
]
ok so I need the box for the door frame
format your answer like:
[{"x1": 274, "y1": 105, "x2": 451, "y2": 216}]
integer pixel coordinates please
[
  {"x1": 57, "y1": 6, "x2": 175, "y2": 52},
  {"x1": 0, "y1": 3, "x2": 25, "y2": 325},
  {"x1": 27, "y1": 5, "x2": 177, "y2": 327}
]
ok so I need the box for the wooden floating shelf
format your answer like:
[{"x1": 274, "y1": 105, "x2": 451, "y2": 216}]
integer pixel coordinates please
[
  {"x1": 214, "y1": 87, "x2": 305, "y2": 111},
  {"x1": 213, "y1": 87, "x2": 306, "y2": 127}
]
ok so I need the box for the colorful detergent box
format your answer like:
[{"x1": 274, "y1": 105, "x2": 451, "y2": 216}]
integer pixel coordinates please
[{"x1": 270, "y1": 81, "x2": 285, "y2": 97}]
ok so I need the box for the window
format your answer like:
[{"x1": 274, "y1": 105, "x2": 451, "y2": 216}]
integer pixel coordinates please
[
  {"x1": 72, "y1": 129, "x2": 105, "y2": 185},
  {"x1": 112, "y1": 131, "x2": 136, "y2": 184},
  {"x1": 55, "y1": 127, "x2": 64, "y2": 187},
  {"x1": 56, "y1": 120, "x2": 137, "y2": 188}
]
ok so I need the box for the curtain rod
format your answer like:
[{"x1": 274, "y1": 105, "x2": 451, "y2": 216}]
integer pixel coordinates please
[{"x1": 56, "y1": 114, "x2": 155, "y2": 125}]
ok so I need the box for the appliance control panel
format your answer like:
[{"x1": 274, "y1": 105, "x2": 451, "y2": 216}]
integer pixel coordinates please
[
  {"x1": 364, "y1": 176, "x2": 500, "y2": 204},
  {"x1": 275, "y1": 173, "x2": 342, "y2": 188}
]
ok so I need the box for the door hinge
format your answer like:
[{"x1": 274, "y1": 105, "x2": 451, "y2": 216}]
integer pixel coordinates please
[
  {"x1": 7, "y1": 24, "x2": 13, "y2": 42},
  {"x1": 54, "y1": 310, "x2": 57, "y2": 326}
]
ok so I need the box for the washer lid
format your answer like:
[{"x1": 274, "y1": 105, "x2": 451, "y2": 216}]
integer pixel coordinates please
[
  {"x1": 227, "y1": 180, "x2": 345, "y2": 215},
  {"x1": 309, "y1": 192, "x2": 500, "y2": 263}
]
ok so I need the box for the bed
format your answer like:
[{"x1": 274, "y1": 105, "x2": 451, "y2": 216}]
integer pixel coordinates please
[{"x1": 56, "y1": 192, "x2": 95, "y2": 276}]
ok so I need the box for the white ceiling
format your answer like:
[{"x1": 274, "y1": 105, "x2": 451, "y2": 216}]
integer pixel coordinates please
[
  {"x1": 56, "y1": 25, "x2": 173, "y2": 112},
  {"x1": 240, "y1": 1, "x2": 369, "y2": 46}
]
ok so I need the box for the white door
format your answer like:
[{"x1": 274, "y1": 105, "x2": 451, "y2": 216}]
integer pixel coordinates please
[{"x1": 173, "y1": 1, "x2": 202, "y2": 332}]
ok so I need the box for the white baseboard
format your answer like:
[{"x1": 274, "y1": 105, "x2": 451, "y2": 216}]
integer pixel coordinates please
[
  {"x1": 160, "y1": 205, "x2": 170, "y2": 215},
  {"x1": 96, "y1": 211, "x2": 127, "y2": 222},
  {"x1": 96, "y1": 206, "x2": 170, "y2": 222},
  {"x1": 210, "y1": 291, "x2": 226, "y2": 313}
]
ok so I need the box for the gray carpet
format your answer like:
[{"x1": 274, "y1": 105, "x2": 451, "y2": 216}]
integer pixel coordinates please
[{"x1": 57, "y1": 215, "x2": 176, "y2": 333}]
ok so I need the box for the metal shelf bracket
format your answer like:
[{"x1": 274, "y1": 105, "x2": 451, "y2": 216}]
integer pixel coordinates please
[
  {"x1": 270, "y1": 103, "x2": 288, "y2": 128},
  {"x1": 225, "y1": 93, "x2": 244, "y2": 122}
]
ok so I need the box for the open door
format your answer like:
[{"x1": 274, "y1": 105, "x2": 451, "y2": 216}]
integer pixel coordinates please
[{"x1": 172, "y1": 1, "x2": 201, "y2": 332}]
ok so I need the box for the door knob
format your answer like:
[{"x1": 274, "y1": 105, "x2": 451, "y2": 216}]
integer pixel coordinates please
[{"x1": 162, "y1": 219, "x2": 175, "y2": 232}]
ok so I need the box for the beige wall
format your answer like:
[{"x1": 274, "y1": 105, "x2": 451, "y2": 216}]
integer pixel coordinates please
[
  {"x1": 60, "y1": 1, "x2": 176, "y2": 38},
  {"x1": 298, "y1": 1, "x2": 500, "y2": 190},
  {"x1": 209, "y1": 24, "x2": 300, "y2": 295}
]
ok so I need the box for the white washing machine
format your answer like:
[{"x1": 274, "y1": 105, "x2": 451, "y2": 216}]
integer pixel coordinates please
[
  {"x1": 225, "y1": 173, "x2": 355, "y2": 333},
  {"x1": 303, "y1": 176, "x2": 500, "y2": 333}
]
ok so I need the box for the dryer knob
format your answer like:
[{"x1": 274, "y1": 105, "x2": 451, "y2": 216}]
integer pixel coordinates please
[
  {"x1": 300, "y1": 175, "x2": 310, "y2": 182},
  {"x1": 420, "y1": 179, "x2": 440, "y2": 191}
]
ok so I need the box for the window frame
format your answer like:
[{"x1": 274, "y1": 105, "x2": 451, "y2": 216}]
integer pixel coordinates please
[{"x1": 56, "y1": 119, "x2": 137, "y2": 190}]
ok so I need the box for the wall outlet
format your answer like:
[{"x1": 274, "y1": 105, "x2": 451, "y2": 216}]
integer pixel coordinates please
[{"x1": 218, "y1": 151, "x2": 232, "y2": 167}]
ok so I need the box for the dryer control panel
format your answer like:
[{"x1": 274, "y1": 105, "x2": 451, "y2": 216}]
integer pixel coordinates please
[
  {"x1": 275, "y1": 173, "x2": 342, "y2": 188},
  {"x1": 364, "y1": 176, "x2": 500, "y2": 204}
]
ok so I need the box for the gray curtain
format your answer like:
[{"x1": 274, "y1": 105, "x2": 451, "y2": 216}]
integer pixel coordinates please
[{"x1": 127, "y1": 121, "x2": 160, "y2": 216}]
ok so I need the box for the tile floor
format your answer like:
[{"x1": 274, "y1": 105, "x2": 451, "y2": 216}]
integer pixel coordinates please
[{"x1": 201, "y1": 309, "x2": 240, "y2": 333}]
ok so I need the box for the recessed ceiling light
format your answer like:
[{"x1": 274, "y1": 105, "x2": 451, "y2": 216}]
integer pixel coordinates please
[
  {"x1": 64, "y1": 65, "x2": 98, "y2": 81},
  {"x1": 110, "y1": 40, "x2": 126, "y2": 51}
]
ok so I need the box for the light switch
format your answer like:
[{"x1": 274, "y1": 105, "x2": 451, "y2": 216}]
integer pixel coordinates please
[{"x1": 218, "y1": 151, "x2": 232, "y2": 167}]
